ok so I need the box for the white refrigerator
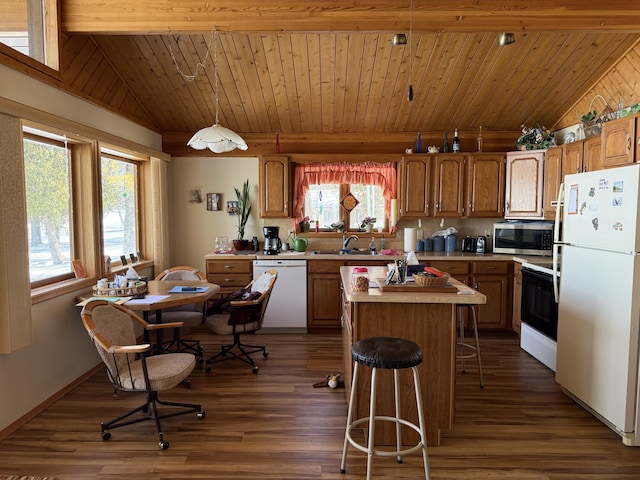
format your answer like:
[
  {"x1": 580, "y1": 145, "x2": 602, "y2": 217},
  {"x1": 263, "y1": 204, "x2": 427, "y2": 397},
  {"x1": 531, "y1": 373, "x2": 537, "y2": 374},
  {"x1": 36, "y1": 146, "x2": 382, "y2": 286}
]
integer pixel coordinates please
[{"x1": 555, "y1": 164, "x2": 640, "y2": 446}]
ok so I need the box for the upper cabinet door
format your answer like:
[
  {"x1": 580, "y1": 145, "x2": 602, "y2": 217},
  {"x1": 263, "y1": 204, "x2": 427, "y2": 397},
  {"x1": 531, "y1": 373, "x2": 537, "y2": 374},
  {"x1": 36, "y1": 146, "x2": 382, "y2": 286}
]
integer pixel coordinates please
[
  {"x1": 602, "y1": 116, "x2": 636, "y2": 168},
  {"x1": 400, "y1": 155, "x2": 432, "y2": 218},
  {"x1": 259, "y1": 155, "x2": 290, "y2": 218},
  {"x1": 466, "y1": 154, "x2": 505, "y2": 218},
  {"x1": 583, "y1": 136, "x2": 602, "y2": 172},
  {"x1": 542, "y1": 146, "x2": 562, "y2": 221},
  {"x1": 434, "y1": 154, "x2": 465, "y2": 217},
  {"x1": 505, "y1": 150, "x2": 545, "y2": 219},
  {"x1": 562, "y1": 141, "x2": 584, "y2": 175}
]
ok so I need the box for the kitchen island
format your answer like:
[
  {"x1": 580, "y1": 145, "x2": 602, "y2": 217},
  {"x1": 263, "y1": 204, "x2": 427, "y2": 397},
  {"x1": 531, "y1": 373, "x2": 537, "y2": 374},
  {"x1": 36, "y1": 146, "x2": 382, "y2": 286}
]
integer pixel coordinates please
[{"x1": 340, "y1": 265, "x2": 486, "y2": 447}]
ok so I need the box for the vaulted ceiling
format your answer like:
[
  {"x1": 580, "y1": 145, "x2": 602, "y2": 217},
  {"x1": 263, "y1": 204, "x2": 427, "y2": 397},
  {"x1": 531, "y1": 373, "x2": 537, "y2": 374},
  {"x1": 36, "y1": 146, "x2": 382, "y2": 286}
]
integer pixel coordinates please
[{"x1": 53, "y1": 1, "x2": 640, "y2": 153}]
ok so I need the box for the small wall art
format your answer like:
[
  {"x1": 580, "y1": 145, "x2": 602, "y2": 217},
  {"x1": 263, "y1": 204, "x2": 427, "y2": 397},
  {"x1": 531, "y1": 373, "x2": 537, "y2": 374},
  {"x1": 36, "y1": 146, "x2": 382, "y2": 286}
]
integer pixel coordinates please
[
  {"x1": 226, "y1": 200, "x2": 239, "y2": 215},
  {"x1": 189, "y1": 187, "x2": 202, "y2": 203},
  {"x1": 207, "y1": 193, "x2": 221, "y2": 211}
]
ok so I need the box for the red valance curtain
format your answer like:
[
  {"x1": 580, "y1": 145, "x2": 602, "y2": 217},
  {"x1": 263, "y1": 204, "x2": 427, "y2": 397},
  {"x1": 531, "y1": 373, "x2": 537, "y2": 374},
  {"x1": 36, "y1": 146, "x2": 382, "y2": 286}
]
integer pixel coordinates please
[{"x1": 292, "y1": 162, "x2": 397, "y2": 222}]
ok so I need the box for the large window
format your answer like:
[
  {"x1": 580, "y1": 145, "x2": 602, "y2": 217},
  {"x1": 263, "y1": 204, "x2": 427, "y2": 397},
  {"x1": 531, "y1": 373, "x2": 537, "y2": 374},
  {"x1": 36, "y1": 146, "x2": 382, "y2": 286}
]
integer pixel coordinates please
[
  {"x1": 24, "y1": 135, "x2": 73, "y2": 284},
  {"x1": 101, "y1": 148, "x2": 140, "y2": 268},
  {"x1": 0, "y1": 0, "x2": 59, "y2": 70},
  {"x1": 23, "y1": 124, "x2": 148, "y2": 290}
]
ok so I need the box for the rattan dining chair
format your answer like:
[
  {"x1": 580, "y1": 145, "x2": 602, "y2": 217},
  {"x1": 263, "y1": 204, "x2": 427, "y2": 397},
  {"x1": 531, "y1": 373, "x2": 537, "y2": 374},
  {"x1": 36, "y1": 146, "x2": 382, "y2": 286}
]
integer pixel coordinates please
[{"x1": 81, "y1": 299, "x2": 205, "y2": 450}]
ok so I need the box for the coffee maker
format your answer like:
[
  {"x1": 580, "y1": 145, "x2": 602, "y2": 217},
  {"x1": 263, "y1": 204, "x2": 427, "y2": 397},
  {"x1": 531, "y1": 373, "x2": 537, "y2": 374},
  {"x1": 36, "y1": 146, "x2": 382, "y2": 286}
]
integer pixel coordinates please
[{"x1": 263, "y1": 226, "x2": 282, "y2": 255}]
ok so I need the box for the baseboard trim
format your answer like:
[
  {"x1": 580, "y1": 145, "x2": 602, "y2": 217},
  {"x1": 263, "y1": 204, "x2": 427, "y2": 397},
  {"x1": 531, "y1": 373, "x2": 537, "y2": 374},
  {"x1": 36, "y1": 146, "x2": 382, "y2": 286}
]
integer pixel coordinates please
[{"x1": 0, "y1": 363, "x2": 103, "y2": 442}]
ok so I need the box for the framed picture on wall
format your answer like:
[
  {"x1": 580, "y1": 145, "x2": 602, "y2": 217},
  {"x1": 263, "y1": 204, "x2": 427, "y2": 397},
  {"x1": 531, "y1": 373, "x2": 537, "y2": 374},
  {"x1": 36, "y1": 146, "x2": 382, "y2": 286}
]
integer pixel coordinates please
[
  {"x1": 226, "y1": 201, "x2": 239, "y2": 215},
  {"x1": 207, "y1": 193, "x2": 221, "y2": 211}
]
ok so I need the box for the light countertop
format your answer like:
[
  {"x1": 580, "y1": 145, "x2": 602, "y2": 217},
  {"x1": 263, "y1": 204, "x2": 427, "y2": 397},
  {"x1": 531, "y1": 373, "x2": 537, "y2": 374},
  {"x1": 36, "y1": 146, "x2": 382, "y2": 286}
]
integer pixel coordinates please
[
  {"x1": 339, "y1": 266, "x2": 486, "y2": 305},
  {"x1": 206, "y1": 251, "x2": 550, "y2": 263}
]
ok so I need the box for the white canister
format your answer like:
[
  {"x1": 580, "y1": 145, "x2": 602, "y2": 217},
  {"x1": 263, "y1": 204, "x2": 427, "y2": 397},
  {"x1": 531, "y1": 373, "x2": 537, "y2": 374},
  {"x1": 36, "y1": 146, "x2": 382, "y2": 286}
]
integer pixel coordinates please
[{"x1": 404, "y1": 228, "x2": 418, "y2": 253}]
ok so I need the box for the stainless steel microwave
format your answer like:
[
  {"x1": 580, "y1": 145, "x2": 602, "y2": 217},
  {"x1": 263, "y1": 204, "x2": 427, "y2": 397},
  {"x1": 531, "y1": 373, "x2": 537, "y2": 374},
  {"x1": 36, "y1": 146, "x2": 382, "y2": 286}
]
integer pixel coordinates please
[{"x1": 493, "y1": 221, "x2": 554, "y2": 256}]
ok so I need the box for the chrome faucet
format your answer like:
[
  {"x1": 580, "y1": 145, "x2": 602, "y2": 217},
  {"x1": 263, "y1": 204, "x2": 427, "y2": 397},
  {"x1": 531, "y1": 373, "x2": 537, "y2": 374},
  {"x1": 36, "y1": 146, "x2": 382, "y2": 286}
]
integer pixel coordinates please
[{"x1": 342, "y1": 234, "x2": 359, "y2": 250}]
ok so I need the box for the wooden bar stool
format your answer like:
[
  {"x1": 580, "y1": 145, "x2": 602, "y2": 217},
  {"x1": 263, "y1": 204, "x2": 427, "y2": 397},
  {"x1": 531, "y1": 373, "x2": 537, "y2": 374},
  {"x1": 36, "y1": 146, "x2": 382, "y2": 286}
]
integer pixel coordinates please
[
  {"x1": 340, "y1": 337, "x2": 430, "y2": 480},
  {"x1": 457, "y1": 304, "x2": 484, "y2": 388}
]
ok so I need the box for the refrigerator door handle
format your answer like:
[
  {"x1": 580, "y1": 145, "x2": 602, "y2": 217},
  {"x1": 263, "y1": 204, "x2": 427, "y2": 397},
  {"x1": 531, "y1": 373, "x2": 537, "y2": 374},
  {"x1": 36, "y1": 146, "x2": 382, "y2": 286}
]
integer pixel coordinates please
[
  {"x1": 552, "y1": 243, "x2": 561, "y2": 303},
  {"x1": 552, "y1": 182, "x2": 564, "y2": 303},
  {"x1": 554, "y1": 182, "x2": 564, "y2": 243}
]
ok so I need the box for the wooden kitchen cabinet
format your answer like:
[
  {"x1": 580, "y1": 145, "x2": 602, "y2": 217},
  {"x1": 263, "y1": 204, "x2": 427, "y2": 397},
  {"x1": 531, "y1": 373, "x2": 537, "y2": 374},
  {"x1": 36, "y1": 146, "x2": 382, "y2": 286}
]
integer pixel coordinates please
[
  {"x1": 205, "y1": 257, "x2": 253, "y2": 297},
  {"x1": 259, "y1": 155, "x2": 290, "y2": 217},
  {"x1": 400, "y1": 155, "x2": 432, "y2": 218},
  {"x1": 505, "y1": 149, "x2": 545, "y2": 219},
  {"x1": 470, "y1": 261, "x2": 512, "y2": 330},
  {"x1": 562, "y1": 140, "x2": 584, "y2": 175},
  {"x1": 583, "y1": 135, "x2": 602, "y2": 171},
  {"x1": 513, "y1": 262, "x2": 523, "y2": 335},
  {"x1": 542, "y1": 146, "x2": 562, "y2": 221},
  {"x1": 433, "y1": 154, "x2": 465, "y2": 217},
  {"x1": 307, "y1": 260, "x2": 345, "y2": 333},
  {"x1": 426, "y1": 260, "x2": 469, "y2": 282},
  {"x1": 416, "y1": 259, "x2": 513, "y2": 331},
  {"x1": 466, "y1": 153, "x2": 505, "y2": 217},
  {"x1": 601, "y1": 116, "x2": 636, "y2": 168}
]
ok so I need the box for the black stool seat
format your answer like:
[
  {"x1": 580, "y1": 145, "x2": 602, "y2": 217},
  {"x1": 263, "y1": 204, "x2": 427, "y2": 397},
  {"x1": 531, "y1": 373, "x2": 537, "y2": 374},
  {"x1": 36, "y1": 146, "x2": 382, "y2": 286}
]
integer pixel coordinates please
[{"x1": 351, "y1": 337, "x2": 423, "y2": 370}]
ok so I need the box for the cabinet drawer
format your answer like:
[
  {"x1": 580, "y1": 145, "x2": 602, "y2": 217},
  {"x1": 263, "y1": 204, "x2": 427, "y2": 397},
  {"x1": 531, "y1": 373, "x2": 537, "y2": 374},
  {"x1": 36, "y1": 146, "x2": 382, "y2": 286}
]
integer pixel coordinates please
[
  {"x1": 472, "y1": 261, "x2": 510, "y2": 275},
  {"x1": 309, "y1": 260, "x2": 345, "y2": 274},
  {"x1": 206, "y1": 259, "x2": 252, "y2": 274},
  {"x1": 428, "y1": 261, "x2": 469, "y2": 275},
  {"x1": 206, "y1": 273, "x2": 252, "y2": 287}
]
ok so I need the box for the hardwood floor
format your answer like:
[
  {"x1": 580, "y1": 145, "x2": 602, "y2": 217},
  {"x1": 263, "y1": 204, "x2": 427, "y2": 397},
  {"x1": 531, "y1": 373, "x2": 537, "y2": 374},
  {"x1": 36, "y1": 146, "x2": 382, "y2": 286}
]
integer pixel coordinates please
[{"x1": 1, "y1": 328, "x2": 639, "y2": 479}]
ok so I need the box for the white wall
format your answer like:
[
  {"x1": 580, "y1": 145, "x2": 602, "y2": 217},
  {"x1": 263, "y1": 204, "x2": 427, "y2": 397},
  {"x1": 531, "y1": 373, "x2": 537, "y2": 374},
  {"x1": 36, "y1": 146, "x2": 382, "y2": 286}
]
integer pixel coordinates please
[
  {"x1": 0, "y1": 66, "x2": 161, "y2": 433},
  {"x1": 168, "y1": 156, "x2": 260, "y2": 271}
]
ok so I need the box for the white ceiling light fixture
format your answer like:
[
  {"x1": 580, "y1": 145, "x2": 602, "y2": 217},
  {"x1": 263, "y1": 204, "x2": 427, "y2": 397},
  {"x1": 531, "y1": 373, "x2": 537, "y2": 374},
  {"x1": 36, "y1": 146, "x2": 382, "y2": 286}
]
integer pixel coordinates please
[{"x1": 170, "y1": 27, "x2": 247, "y2": 153}]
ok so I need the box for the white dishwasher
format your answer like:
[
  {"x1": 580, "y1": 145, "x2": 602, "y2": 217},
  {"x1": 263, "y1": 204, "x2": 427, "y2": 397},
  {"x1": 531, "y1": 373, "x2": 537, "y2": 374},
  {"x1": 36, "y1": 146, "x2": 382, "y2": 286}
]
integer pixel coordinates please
[{"x1": 253, "y1": 259, "x2": 307, "y2": 332}]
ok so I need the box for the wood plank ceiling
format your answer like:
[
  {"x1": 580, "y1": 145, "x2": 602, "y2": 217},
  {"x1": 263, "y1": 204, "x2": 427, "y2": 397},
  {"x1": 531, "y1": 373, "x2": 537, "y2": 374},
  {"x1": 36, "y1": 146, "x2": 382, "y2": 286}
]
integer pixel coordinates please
[{"x1": 55, "y1": 1, "x2": 640, "y2": 150}]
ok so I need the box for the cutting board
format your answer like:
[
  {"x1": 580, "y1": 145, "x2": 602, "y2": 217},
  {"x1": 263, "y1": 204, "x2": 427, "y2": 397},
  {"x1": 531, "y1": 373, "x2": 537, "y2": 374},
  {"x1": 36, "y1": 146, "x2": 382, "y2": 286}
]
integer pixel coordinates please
[{"x1": 375, "y1": 278, "x2": 458, "y2": 293}]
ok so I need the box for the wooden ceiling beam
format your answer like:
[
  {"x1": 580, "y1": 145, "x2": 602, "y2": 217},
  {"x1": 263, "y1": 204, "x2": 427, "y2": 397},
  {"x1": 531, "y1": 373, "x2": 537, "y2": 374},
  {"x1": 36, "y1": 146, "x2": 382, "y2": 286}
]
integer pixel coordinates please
[{"x1": 61, "y1": 1, "x2": 640, "y2": 35}]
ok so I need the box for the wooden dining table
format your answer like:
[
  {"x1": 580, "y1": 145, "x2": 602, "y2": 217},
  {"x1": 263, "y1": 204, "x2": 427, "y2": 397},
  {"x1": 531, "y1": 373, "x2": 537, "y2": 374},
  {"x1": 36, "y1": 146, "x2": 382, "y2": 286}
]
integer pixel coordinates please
[{"x1": 78, "y1": 280, "x2": 220, "y2": 353}]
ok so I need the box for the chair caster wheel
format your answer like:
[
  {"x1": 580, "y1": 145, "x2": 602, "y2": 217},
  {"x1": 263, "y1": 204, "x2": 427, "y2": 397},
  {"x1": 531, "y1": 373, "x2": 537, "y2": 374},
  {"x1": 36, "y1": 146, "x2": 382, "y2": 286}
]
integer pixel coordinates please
[
  {"x1": 205, "y1": 366, "x2": 212, "y2": 373},
  {"x1": 263, "y1": 351, "x2": 269, "y2": 358},
  {"x1": 197, "y1": 411, "x2": 206, "y2": 419},
  {"x1": 159, "y1": 440, "x2": 170, "y2": 450},
  {"x1": 102, "y1": 431, "x2": 111, "y2": 441},
  {"x1": 252, "y1": 366, "x2": 258, "y2": 374}
]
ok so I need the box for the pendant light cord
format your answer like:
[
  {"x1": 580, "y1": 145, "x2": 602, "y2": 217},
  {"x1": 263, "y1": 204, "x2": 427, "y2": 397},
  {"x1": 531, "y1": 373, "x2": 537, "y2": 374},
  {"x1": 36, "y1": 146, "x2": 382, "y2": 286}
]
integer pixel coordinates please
[
  {"x1": 213, "y1": 27, "x2": 219, "y2": 125},
  {"x1": 409, "y1": 0, "x2": 413, "y2": 84}
]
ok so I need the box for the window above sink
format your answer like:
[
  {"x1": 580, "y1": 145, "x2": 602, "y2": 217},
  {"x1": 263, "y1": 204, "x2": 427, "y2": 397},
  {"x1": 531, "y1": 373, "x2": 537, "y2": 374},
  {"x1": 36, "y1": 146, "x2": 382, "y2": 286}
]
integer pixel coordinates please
[{"x1": 294, "y1": 162, "x2": 397, "y2": 234}]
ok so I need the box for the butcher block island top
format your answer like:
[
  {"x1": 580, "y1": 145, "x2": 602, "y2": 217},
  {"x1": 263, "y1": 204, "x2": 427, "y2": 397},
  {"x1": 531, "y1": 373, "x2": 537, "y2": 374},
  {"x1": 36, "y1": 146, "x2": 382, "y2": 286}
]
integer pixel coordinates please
[{"x1": 339, "y1": 265, "x2": 486, "y2": 447}]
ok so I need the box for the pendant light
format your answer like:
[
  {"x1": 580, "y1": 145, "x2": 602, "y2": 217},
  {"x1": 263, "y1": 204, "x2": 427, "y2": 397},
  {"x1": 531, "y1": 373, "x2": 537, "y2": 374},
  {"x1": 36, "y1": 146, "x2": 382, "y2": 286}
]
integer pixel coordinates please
[
  {"x1": 182, "y1": 27, "x2": 248, "y2": 153},
  {"x1": 392, "y1": 33, "x2": 407, "y2": 46},
  {"x1": 498, "y1": 32, "x2": 516, "y2": 46}
]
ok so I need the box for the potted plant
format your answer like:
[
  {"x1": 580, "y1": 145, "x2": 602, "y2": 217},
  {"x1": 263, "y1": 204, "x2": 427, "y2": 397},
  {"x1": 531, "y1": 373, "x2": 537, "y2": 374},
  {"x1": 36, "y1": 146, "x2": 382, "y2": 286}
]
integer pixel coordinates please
[
  {"x1": 299, "y1": 216, "x2": 311, "y2": 232},
  {"x1": 360, "y1": 216, "x2": 376, "y2": 233},
  {"x1": 232, "y1": 179, "x2": 252, "y2": 251},
  {"x1": 515, "y1": 124, "x2": 555, "y2": 151}
]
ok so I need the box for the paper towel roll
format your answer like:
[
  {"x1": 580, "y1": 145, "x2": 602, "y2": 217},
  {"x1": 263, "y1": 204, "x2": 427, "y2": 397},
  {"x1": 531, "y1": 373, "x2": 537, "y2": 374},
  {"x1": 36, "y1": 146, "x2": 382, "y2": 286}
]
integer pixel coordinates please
[{"x1": 404, "y1": 228, "x2": 418, "y2": 253}]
